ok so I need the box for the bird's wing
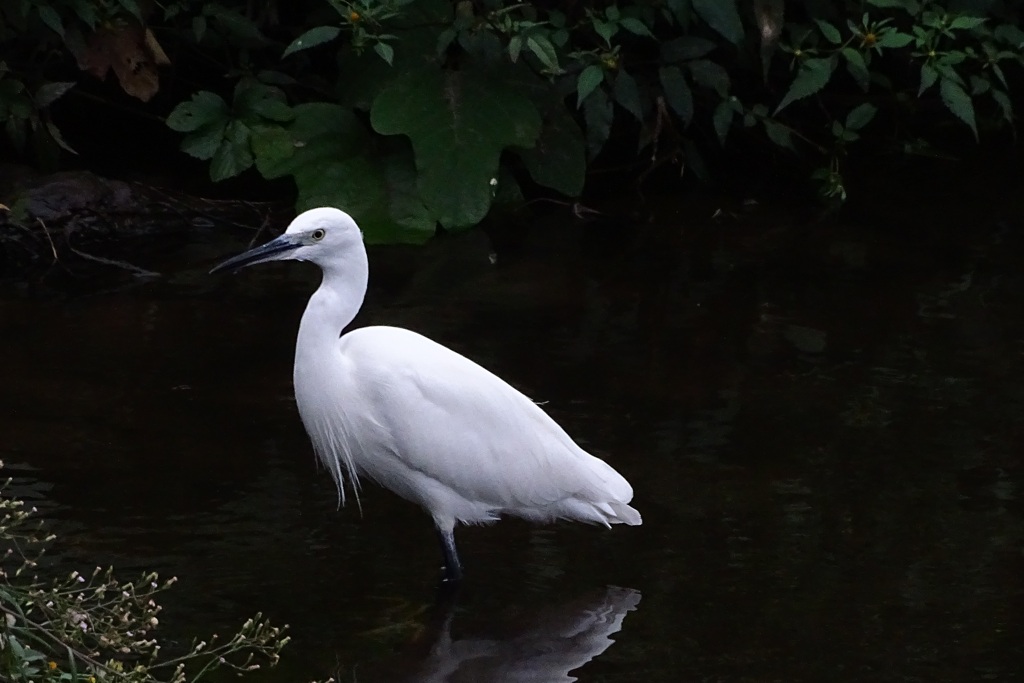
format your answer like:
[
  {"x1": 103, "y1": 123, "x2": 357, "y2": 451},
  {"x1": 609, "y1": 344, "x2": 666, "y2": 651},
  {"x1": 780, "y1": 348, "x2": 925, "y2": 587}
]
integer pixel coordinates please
[{"x1": 338, "y1": 327, "x2": 629, "y2": 514}]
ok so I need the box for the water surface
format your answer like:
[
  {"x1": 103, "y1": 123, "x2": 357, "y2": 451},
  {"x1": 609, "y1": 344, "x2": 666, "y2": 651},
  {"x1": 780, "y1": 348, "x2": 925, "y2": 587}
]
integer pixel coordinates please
[{"x1": 3, "y1": 182, "x2": 1023, "y2": 681}]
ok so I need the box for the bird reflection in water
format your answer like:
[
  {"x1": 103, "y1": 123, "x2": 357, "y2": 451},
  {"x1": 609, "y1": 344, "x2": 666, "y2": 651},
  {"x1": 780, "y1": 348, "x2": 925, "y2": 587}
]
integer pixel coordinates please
[{"x1": 376, "y1": 586, "x2": 642, "y2": 682}]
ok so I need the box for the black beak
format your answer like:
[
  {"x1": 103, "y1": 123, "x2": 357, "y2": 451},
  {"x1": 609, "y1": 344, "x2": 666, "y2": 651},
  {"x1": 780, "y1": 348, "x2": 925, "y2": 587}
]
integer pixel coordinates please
[{"x1": 210, "y1": 234, "x2": 301, "y2": 274}]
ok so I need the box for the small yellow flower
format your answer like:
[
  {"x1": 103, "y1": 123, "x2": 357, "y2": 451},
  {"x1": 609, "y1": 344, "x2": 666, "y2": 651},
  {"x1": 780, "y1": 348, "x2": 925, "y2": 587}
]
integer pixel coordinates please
[
  {"x1": 862, "y1": 32, "x2": 877, "y2": 47},
  {"x1": 48, "y1": 661, "x2": 57, "y2": 670}
]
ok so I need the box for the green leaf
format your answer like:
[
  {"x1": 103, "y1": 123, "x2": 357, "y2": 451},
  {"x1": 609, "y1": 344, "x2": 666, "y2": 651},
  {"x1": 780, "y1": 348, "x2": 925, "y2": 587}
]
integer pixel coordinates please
[
  {"x1": 370, "y1": 67, "x2": 541, "y2": 228},
  {"x1": 619, "y1": 17, "x2": 654, "y2": 37},
  {"x1": 867, "y1": 0, "x2": 919, "y2": 10},
  {"x1": 593, "y1": 19, "x2": 617, "y2": 46},
  {"x1": 939, "y1": 77, "x2": 978, "y2": 140},
  {"x1": 687, "y1": 59, "x2": 729, "y2": 97},
  {"x1": 295, "y1": 147, "x2": 436, "y2": 244},
  {"x1": 712, "y1": 99, "x2": 734, "y2": 145},
  {"x1": 919, "y1": 63, "x2": 938, "y2": 95},
  {"x1": 255, "y1": 102, "x2": 369, "y2": 179},
  {"x1": 842, "y1": 48, "x2": 870, "y2": 91},
  {"x1": 692, "y1": 0, "x2": 744, "y2": 45},
  {"x1": 508, "y1": 34, "x2": 523, "y2": 62},
  {"x1": 582, "y1": 88, "x2": 613, "y2": 158},
  {"x1": 180, "y1": 122, "x2": 225, "y2": 160},
  {"x1": 209, "y1": 120, "x2": 253, "y2": 180},
  {"x1": 815, "y1": 20, "x2": 842, "y2": 44},
  {"x1": 206, "y1": 4, "x2": 270, "y2": 47},
  {"x1": 775, "y1": 57, "x2": 834, "y2": 113},
  {"x1": 249, "y1": 125, "x2": 294, "y2": 171},
  {"x1": 661, "y1": 36, "x2": 716, "y2": 62},
  {"x1": 282, "y1": 25, "x2": 341, "y2": 58},
  {"x1": 34, "y1": 81, "x2": 76, "y2": 107},
  {"x1": 994, "y1": 24, "x2": 1024, "y2": 48},
  {"x1": 577, "y1": 65, "x2": 604, "y2": 108},
  {"x1": 46, "y1": 121, "x2": 77, "y2": 154},
  {"x1": 763, "y1": 119, "x2": 794, "y2": 150},
  {"x1": 659, "y1": 66, "x2": 694, "y2": 125},
  {"x1": 374, "y1": 42, "x2": 395, "y2": 65},
  {"x1": 875, "y1": 31, "x2": 913, "y2": 48},
  {"x1": 37, "y1": 5, "x2": 63, "y2": 36},
  {"x1": 167, "y1": 91, "x2": 229, "y2": 132},
  {"x1": 516, "y1": 105, "x2": 586, "y2": 196},
  {"x1": 118, "y1": 0, "x2": 142, "y2": 19},
  {"x1": 948, "y1": 16, "x2": 986, "y2": 30},
  {"x1": 990, "y1": 88, "x2": 1013, "y2": 124},
  {"x1": 844, "y1": 102, "x2": 877, "y2": 130},
  {"x1": 612, "y1": 70, "x2": 643, "y2": 120},
  {"x1": 526, "y1": 34, "x2": 561, "y2": 73},
  {"x1": 251, "y1": 98, "x2": 293, "y2": 122}
]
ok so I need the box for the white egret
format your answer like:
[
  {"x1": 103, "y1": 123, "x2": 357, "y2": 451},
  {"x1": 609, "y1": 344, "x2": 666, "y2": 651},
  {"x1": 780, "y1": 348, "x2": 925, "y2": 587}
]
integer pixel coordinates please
[{"x1": 211, "y1": 208, "x2": 641, "y2": 582}]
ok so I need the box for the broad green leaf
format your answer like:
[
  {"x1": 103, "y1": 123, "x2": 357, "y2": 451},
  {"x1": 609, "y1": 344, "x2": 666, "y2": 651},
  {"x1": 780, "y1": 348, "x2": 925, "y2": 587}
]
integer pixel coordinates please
[
  {"x1": 612, "y1": 70, "x2": 643, "y2": 120},
  {"x1": 775, "y1": 57, "x2": 835, "y2": 113},
  {"x1": 948, "y1": 16, "x2": 986, "y2": 30},
  {"x1": 919, "y1": 63, "x2": 938, "y2": 94},
  {"x1": 994, "y1": 24, "x2": 1024, "y2": 48},
  {"x1": 526, "y1": 34, "x2": 561, "y2": 73},
  {"x1": 990, "y1": 88, "x2": 1013, "y2": 124},
  {"x1": 661, "y1": 36, "x2": 716, "y2": 62},
  {"x1": 845, "y1": 103, "x2": 877, "y2": 130},
  {"x1": 659, "y1": 66, "x2": 693, "y2": 125},
  {"x1": 620, "y1": 17, "x2": 654, "y2": 37},
  {"x1": 692, "y1": 0, "x2": 744, "y2": 45},
  {"x1": 516, "y1": 105, "x2": 585, "y2": 196},
  {"x1": 180, "y1": 122, "x2": 225, "y2": 160},
  {"x1": 205, "y1": 4, "x2": 270, "y2": 47},
  {"x1": 250, "y1": 98, "x2": 293, "y2": 122},
  {"x1": 282, "y1": 25, "x2": 341, "y2": 58},
  {"x1": 210, "y1": 120, "x2": 253, "y2": 180},
  {"x1": 969, "y1": 75, "x2": 989, "y2": 96},
  {"x1": 508, "y1": 35, "x2": 523, "y2": 62},
  {"x1": 118, "y1": 0, "x2": 142, "y2": 19},
  {"x1": 815, "y1": 20, "x2": 842, "y2": 44},
  {"x1": 582, "y1": 88, "x2": 613, "y2": 158},
  {"x1": 593, "y1": 19, "x2": 617, "y2": 46},
  {"x1": 842, "y1": 48, "x2": 870, "y2": 91},
  {"x1": 255, "y1": 102, "x2": 369, "y2": 179},
  {"x1": 370, "y1": 67, "x2": 541, "y2": 228},
  {"x1": 34, "y1": 81, "x2": 75, "y2": 107},
  {"x1": 763, "y1": 119, "x2": 794, "y2": 150},
  {"x1": 37, "y1": 5, "x2": 63, "y2": 36},
  {"x1": 374, "y1": 42, "x2": 395, "y2": 65},
  {"x1": 687, "y1": 59, "x2": 729, "y2": 96},
  {"x1": 293, "y1": 152, "x2": 434, "y2": 244},
  {"x1": 576, "y1": 65, "x2": 604, "y2": 108},
  {"x1": 249, "y1": 125, "x2": 294, "y2": 171},
  {"x1": 875, "y1": 31, "x2": 913, "y2": 48},
  {"x1": 867, "y1": 0, "x2": 919, "y2": 11},
  {"x1": 712, "y1": 99, "x2": 734, "y2": 145},
  {"x1": 167, "y1": 91, "x2": 228, "y2": 132},
  {"x1": 939, "y1": 77, "x2": 978, "y2": 140}
]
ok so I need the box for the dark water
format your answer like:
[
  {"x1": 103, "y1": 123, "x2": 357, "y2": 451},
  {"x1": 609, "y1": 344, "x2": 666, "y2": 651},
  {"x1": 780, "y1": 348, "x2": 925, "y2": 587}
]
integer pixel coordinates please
[{"x1": 3, "y1": 181, "x2": 1024, "y2": 681}]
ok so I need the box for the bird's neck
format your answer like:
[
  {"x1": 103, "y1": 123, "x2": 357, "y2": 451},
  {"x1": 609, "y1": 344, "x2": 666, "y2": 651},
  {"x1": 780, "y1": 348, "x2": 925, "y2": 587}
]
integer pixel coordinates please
[{"x1": 295, "y1": 253, "x2": 369, "y2": 361}]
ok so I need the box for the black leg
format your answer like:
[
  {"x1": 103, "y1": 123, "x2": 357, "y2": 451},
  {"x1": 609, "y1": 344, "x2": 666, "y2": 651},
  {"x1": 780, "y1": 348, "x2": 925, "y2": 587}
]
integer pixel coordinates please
[{"x1": 436, "y1": 526, "x2": 463, "y2": 584}]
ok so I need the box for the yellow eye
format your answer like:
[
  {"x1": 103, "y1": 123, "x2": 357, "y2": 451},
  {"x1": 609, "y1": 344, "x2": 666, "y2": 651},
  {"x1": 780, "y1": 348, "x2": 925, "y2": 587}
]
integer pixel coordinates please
[{"x1": 311, "y1": 228, "x2": 326, "y2": 241}]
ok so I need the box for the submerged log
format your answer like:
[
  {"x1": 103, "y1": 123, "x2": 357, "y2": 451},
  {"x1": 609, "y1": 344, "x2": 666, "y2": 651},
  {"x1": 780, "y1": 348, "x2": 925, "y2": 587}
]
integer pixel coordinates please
[{"x1": 0, "y1": 166, "x2": 288, "y2": 278}]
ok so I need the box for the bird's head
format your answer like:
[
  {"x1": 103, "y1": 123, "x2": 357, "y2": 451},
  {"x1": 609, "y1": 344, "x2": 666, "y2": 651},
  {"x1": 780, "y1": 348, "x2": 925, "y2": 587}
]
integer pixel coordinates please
[{"x1": 210, "y1": 207, "x2": 363, "y2": 274}]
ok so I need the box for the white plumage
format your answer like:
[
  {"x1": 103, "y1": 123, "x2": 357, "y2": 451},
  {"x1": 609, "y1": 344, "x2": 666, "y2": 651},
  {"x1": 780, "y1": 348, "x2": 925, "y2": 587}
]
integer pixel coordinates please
[{"x1": 212, "y1": 207, "x2": 641, "y2": 582}]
